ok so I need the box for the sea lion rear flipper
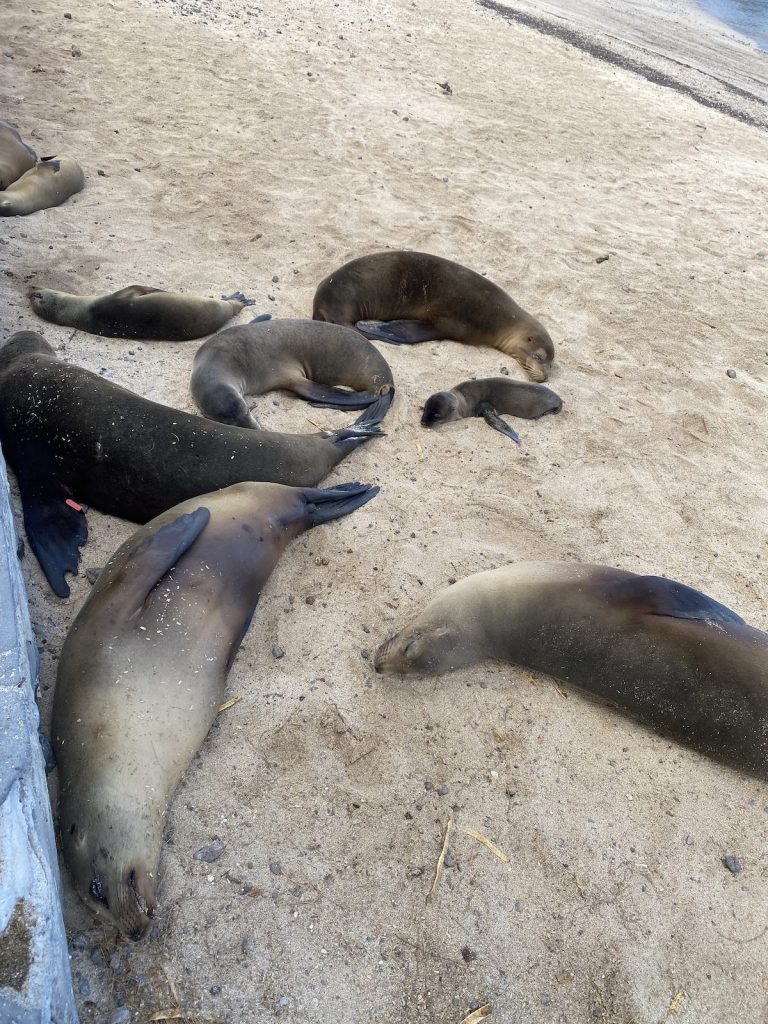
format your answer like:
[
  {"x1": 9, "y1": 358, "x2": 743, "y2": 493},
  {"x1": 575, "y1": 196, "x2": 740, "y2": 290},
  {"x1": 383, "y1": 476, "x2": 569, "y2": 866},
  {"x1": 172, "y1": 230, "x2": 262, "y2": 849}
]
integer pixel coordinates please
[
  {"x1": 220, "y1": 291, "x2": 257, "y2": 307},
  {"x1": 302, "y1": 482, "x2": 380, "y2": 525},
  {"x1": 292, "y1": 377, "x2": 380, "y2": 410},
  {"x1": 355, "y1": 319, "x2": 443, "y2": 345},
  {"x1": 329, "y1": 390, "x2": 394, "y2": 445},
  {"x1": 20, "y1": 482, "x2": 88, "y2": 598},
  {"x1": 116, "y1": 507, "x2": 211, "y2": 611},
  {"x1": 479, "y1": 403, "x2": 521, "y2": 444},
  {"x1": 605, "y1": 576, "x2": 746, "y2": 625}
]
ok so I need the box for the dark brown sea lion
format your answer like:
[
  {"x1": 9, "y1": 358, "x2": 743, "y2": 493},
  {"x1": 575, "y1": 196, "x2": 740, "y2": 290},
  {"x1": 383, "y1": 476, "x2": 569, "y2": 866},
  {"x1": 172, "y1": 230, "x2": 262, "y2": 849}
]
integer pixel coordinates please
[
  {"x1": 0, "y1": 156, "x2": 84, "y2": 216},
  {"x1": 191, "y1": 318, "x2": 395, "y2": 428},
  {"x1": 29, "y1": 285, "x2": 253, "y2": 341},
  {"x1": 0, "y1": 331, "x2": 388, "y2": 597},
  {"x1": 0, "y1": 120, "x2": 36, "y2": 190},
  {"x1": 374, "y1": 562, "x2": 768, "y2": 777},
  {"x1": 312, "y1": 251, "x2": 555, "y2": 382},
  {"x1": 53, "y1": 479, "x2": 378, "y2": 940},
  {"x1": 421, "y1": 377, "x2": 562, "y2": 443}
]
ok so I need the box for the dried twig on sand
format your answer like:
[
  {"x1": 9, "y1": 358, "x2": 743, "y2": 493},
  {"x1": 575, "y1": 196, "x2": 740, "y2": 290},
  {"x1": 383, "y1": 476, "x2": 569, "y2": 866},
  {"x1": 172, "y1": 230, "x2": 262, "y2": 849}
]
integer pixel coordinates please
[{"x1": 428, "y1": 816, "x2": 453, "y2": 897}]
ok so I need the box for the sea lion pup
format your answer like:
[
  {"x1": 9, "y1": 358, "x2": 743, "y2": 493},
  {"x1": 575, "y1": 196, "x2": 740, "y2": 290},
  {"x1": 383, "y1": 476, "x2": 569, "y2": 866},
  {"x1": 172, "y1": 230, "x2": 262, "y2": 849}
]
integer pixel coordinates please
[
  {"x1": 375, "y1": 562, "x2": 768, "y2": 777},
  {"x1": 0, "y1": 155, "x2": 84, "y2": 216},
  {"x1": 53, "y1": 479, "x2": 379, "y2": 939},
  {"x1": 312, "y1": 251, "x2": 555, "y2": 382},
  {"x1": 29, "y1": 285, "x2": 253, "y2": 341},
  {"x1": 421, "y1": 377, "x2": 562, "y2": 443},
  {"x1": 0, "y1": 331, "x2": 388, "y2": 597},
  {"x1": 191, "y1": 318, "x2": 395, "y2": 428},
  {"x1": 0, "y1": 120, "x2": 36, "y2": 189}
]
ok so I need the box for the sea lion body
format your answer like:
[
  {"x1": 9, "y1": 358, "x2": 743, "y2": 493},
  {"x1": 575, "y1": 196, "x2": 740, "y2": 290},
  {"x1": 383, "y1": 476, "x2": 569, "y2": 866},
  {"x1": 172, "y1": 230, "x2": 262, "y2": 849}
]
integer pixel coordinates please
[
  {"x1": 0, "y1": 332, "x2": 387, "y2": 596},
  {"x1": 0, "y1": 120, "x2": 36, "y2": 190},
  {"x1": 375, "y1": 561, "x2": 768, "y2": 776},
  {"x1": 29, "y1": 285, "x2": 248, "y2": 341},
  {"x1": 313, "y1": 251, "x2": 555, "y2": 382},
  {"x1": 0, "y1": 155, "x2": 84, "y2": 216},
  {"x1": 191, "y1": 318, "x2": 395, "y2": 428},
  {"x1": 421, "y1": 377, "x2": 562, "y2": 443},
  {"x1": 53, "y1": 480, "x2": 378, "y2": 939}
]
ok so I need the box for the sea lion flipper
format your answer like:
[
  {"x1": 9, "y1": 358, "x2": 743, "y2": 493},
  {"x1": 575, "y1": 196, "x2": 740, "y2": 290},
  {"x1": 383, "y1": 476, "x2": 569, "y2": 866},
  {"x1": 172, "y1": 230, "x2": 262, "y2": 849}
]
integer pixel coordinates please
[
  {"x1": 606, "y1": 576, "x2": 746, "y2": 625},
  {"x1": 20, "y1": 483, "x2": 88, "y2": 598},
  {"x1": 291, "y1": 377, "x2": 379, "y2": 410},
  {"x1": 302, "y1": 482, "x2": 380, "y2": 524},
  {"x1": 479, "y1": 403, "x2": 521, "y2": 444},
  {"x1": 329, "y1": 390, "x2": 394, "y2": 445},
  {"x1": 117, "y1": 507, "x2": 211, "y2": 609},
  {"x1": 355, "y1": 319, "x2": 443, "y2": 345}
]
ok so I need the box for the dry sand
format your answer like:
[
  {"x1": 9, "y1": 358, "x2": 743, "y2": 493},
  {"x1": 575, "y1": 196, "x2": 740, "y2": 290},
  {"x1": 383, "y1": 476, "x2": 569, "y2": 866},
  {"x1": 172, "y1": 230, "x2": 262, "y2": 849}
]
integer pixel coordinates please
[{"x1": 1, "y1": 0, "x2": 768, "y2": 1020}]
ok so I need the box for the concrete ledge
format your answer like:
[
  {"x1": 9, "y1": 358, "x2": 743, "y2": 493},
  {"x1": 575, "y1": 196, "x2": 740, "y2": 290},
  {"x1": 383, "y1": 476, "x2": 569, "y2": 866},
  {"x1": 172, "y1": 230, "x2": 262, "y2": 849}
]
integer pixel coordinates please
[{"x1": 0, "y1": 447, "x2": 78, "y2": 1024}]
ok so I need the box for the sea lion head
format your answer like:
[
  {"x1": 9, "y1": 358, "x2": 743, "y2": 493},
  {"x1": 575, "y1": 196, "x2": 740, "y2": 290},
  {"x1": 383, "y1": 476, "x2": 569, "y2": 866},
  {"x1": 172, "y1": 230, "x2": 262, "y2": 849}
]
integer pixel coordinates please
[
  {"x1": 374, "y1": 595, "x2": 480, "y2": 676},
  {"x1": 518, "y1": 324, "x2": 555, "y2": 383},
  {"x1": 62, "y1": 818, "x2": 158, "y2": 941},
  {"x1": 27, "y1": 286, "x2": 62, "y2": 320},
  {"x1": 421, "y1": 391, "x2": 461, "y2": 427},
  {"x1": 0, "y1": 330, "x2": 55, "y2": 370}
]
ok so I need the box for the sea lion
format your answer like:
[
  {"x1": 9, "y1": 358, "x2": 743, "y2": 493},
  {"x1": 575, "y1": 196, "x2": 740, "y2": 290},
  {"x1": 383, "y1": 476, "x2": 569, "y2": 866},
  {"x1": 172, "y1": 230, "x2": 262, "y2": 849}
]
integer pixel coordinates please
[
  {"x1": 421, "y1": 377, "x2": 562, "y2": 443},
  {"x1": 0, "y1": 331, "x2": 389, "y2": 597},
  {"x1": 191, "y1": 318, "x2": 395, "y2": 428},
  {"x1": 0, "y1": 120, "x2": 36, "y2": 190},
  {"x1": 53, "y1": 479, "x2": 379, "y2": 939},
  {"x1": 29, "y1": 285, "x2": 254, "y2": 341},
  {"x1": 0, "y1": 155, "x2": 84, "y2": 216},
  {"x1": 374, "y1": 562, "x2": 768, "y2": 777},
  {"x1": 312, "y1": 251, "x2": 555, "y2": 382}
]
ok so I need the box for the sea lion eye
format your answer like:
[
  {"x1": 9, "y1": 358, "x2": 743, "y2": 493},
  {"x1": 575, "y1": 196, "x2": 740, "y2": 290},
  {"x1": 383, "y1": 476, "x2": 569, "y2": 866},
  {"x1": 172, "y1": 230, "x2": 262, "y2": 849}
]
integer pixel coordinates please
[{"x1": 89, "y1": 874, "x2": 109, "y2": 907}]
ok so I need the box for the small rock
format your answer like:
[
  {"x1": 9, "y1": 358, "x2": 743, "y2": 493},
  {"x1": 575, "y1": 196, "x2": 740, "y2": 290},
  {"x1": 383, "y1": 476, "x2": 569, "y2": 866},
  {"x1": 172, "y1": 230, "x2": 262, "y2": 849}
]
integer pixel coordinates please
[
  {"x1": 542, "y1": 993, "x2": 552, "y2": 1005},
  {"x1": 278, "y1": 996, "x2": 290, "y2": 1007},
  {"x1": 443, "y1": 851, "x2": 456, "y2": 868},
  {"x1": 460, "y1": 946, "x2": 476, "y2": 963},
  {"x1": 596, "y1": 254, "x2": 610, "y2": 264},
  {"x1": 271, "y1": 274, "x2": 279, "y2": 283},
  {"x1": 269, "y1": 861, "x2": 282, "y2": 876},
  {"x1": 726, "y1": 368, "x2": 736, "y2": 379},
  {"x1": 514, "y1": 899, "x2": 524, "y2": 912},
  {"x1": 722, "y1": 854, "x2": 743, "y2": 874},
  {"x1": 109, "y1": 952, "x2": 123, "y2": 974},
  {"x1": 71, "y1": 46, "x2": 81, "y2": 57},
  {"x1": 272, "y1": 645, "x2": 285, "y2": 659},
  {"x1": 209, "y1": 985, "x2": 222, "y2": 995},
  {"x1": 77, "y1": 977, "x2": 90, "y2": 997},
  {"x1": 424, "y1": 779, "x2": 433, "y2": 791},
  {"x1": 685, "y1": 835, "x2": 695, "y2": 846},
  {"x1": 437, "y1": 783, "x2": 449, "y2": 796},
  {"x1": 305, "y1": 595, "x2": 315, "y2": 605},
  {"x1": 241, "y1": 936, "x2": 256, "y2": 954},
  {"x1": 64, "y1": 11, "x2": 72, "y2": 17},
  {"x1": 361, "y1": 649, "x2": 369, "y2": 659},
  {"x1": 85, "y1": 567, "x2": 102, "y2": 585},
  {"x1": 109, "y1": 1008, "x2": 130, "y2": 1024},
  {"x1": 194, "y1": 839, "x2": 225, "y2": 863},
  {"x1": 437, "y1": 81, "x2": 452, "y2": 94},
  {"x1": 97, "y1": 169, "x2": 106, "y2": 177}
]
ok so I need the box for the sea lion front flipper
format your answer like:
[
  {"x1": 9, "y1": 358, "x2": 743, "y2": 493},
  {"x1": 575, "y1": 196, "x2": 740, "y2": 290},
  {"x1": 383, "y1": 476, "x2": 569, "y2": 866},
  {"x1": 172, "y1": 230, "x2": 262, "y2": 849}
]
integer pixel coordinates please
[
  {"x1": 19, "y1": 481, "x2": 88, "y2": 599},
  {"x1": 113, "y1": 507, "x2": 211, "y2": 615},
  {"x1": 479, "y1": 403, "x2": 521, "y2": 444},
  {"x1": 355, "y1": 319, "x2": 443, "y2": 345},
  {"x1": 291, "y1": 377, "x2": 380, "y2": 410},
  {"x1": 112, "y1": 285, "x2": 166, "y2": 299},
  {"x1": 605, "y1": 576, "x2": 746, "y2": 625}
]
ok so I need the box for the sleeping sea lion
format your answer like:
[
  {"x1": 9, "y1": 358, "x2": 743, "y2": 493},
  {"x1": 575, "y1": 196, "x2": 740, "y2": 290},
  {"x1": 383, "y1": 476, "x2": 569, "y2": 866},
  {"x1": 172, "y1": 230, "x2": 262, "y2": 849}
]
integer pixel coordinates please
[
  {"x1": 0, "y1": 155, "x2": 84, "y2": 216},
  {"x1": 421, "y1": 377, "x2": 562, "y2": 443},
  {"x1": 0, "y1": 331, "x2": 389, "y2": 597},
  {"x1": 191, "y1": 318, "x2": 394, "y2": 428},
  {"x1": 374, "y1": 562, "x2": 768, "y2": 777},
  {"x1": 53, "y1": 479, "x2": 379, "y2": 940},
  {"x1": 29, "y1": 285, "x2": 253, "y2": 341},
  {"x1": 0, "y1": 120, "x2": 36, "y2": 190},
  {"x1": 312, "y1": 250, "x2": 555, "y2": 382}
]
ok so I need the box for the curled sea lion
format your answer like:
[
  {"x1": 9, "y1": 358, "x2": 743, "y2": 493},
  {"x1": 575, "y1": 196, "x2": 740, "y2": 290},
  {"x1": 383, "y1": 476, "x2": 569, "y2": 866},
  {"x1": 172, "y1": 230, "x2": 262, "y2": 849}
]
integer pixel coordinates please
[
  {"x1": 0, "y1": 120, "x2": 36, "y2": 190},
  {"x1": 421, "y1": 377, "x2": 562, "y2": 443},
  {"x1": 374, "y1": 562, "x2": 768, "y2": 777},
  {"x1": 0, "y1": 331, "x2": 389, "y2": 597},
  {"x1": 29, "y1": 285, "x2": 253, "y2": 341},
  {"x1": 0, "y1": 155, "x2": 84, "y2": 216},
  {"x1": 191, "y1": 318, "x2": 394, "y2": 428},
  {"x1": 53, "y1": 479, "x2": 379, "y2": 939},
  {"x1": 313, "y1": 250, "x2": 555, "y2": 382}
]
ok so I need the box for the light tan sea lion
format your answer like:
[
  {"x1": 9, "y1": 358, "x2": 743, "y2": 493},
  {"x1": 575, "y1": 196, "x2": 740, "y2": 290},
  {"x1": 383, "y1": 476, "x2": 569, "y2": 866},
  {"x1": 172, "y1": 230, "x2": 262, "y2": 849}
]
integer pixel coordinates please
[
  {"x1": 0, "y1": 120, "x2": 36, "y2": 190},
  {"x1": 191, "y1": 317, "x2": 395, "y2": 428},
  {"x1": 0, "y1": 155, "x2": 84, "y2": 216},
  {"x1": 421, "y1": 377, "x2": 562, "y2": 443},
  {"x1": 312, "y1": 251, "x2": 555, "y2": 382},
  {"x1": 375, "y1": 562, "x2": 768, "y2": 777},
  {"x1": 53, "y1": 479, "x2": 379, "y2": 939},
  {"x1": 0, "y1": 331, "x2": 388, "y2": 597},
  {"x1": 29, "y1": 285, "x2": 252, "y2": 341}
]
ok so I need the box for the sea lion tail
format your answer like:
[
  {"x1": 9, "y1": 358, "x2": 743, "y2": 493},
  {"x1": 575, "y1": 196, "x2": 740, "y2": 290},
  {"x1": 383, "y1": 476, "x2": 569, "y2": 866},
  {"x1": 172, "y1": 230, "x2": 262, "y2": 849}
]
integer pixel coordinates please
[{"x1": 302, "y1": 482, "x2": 380, "y2": 525}]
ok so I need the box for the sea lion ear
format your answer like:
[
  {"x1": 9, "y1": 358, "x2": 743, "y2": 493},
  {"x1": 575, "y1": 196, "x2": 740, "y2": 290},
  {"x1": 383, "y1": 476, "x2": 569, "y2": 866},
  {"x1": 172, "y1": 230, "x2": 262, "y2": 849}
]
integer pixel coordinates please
[
  {"x1": 605, "y1": 576, "x2": 745, "y2": 625},
  {"x1": 111, "y1": 507, "x2": 211, "y2": 615}
]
